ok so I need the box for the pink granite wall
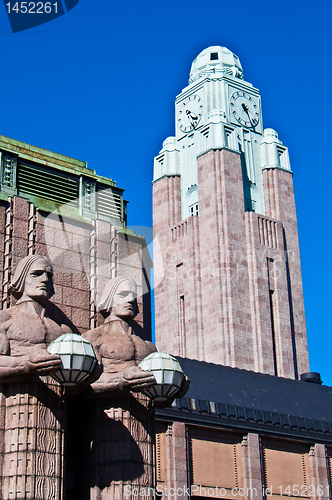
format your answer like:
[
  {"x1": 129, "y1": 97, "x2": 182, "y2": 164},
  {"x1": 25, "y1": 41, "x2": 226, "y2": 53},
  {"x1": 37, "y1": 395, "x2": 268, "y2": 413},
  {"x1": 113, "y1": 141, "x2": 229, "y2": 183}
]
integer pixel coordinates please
[{"x1": 153, "y1": 148, "x2": 309, "y2": 378}]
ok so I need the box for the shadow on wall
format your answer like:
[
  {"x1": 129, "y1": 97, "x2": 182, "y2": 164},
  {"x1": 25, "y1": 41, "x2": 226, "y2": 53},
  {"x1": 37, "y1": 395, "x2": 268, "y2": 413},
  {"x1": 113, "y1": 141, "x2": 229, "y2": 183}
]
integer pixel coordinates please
[{"x1": 67, "y1": 393, "x2": 154, "y2": 499}]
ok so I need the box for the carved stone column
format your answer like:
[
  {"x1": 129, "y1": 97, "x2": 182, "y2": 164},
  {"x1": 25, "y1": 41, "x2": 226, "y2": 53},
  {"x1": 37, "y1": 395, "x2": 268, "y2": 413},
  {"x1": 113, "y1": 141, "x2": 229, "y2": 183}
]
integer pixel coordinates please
[
  {"x1": 0, "y1": 377, "x2": 66, "y2": 500},
  {"x1": 70, "y1": 392, "x2": 155, "y2": 500}
]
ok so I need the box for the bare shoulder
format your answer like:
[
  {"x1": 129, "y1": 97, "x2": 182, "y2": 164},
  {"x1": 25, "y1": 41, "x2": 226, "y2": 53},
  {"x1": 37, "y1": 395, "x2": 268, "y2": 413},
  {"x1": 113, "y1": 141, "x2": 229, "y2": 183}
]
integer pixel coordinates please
[
  {"x1": 0, "y1": 308, "x2": 13, "y2": 326},
  {"x1": 83, "y1": 326, "x2": 102, "y2": 344},
  {"x1": 145, "y1": 340, "x2": 157, "y2": 353}
]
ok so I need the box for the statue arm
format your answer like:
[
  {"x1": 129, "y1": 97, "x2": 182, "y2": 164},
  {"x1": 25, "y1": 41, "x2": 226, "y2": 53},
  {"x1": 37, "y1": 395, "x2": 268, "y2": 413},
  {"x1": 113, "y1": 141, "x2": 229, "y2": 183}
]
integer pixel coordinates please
[
  {"x1": 0, "y1": 351, "x2": 31, "y2": 382},
  {"x1": 85, "y1": 365, "x2": 156, "y2": 398},
  {"x1": 0, "y1": 322, "x2": 62, "y2": 384},
  {"x1": 83, "y1": 328, "x2": 103, "y2": 363},
  {"x1": 0, "y1": 349, "x2": 62, "y2": 384},
  {"x1": 0, "y1": 328, "x2": 10, "y2": 356}
]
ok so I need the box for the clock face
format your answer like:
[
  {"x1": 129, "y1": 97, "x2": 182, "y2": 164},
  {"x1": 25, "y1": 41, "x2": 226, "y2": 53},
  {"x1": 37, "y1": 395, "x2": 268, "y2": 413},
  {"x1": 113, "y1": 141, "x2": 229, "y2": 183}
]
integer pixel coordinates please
[
  {"x1": 230, "y1": 91, "x2": 260, "y2": 128},
  {"x1": 178, "y1": 95, "x2": 203, "y2": 133}
]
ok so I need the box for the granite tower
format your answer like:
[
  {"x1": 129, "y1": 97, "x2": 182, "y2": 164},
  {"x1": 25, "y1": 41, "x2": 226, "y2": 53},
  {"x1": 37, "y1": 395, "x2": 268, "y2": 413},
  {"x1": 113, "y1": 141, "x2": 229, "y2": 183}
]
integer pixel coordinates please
[{"x1": 153, "y1": 46, "x2": 308, "y2": 379}]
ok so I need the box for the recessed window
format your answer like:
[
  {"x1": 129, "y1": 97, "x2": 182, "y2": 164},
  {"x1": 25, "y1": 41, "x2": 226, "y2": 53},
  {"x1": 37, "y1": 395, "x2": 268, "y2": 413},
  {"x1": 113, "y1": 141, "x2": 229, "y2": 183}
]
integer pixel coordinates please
[
  {"x1": 190, "y1": 203, "x2": 199, "y2": 216},
  {"x1": 210, "y1": 52, "x2": 218, "y2": 60}
]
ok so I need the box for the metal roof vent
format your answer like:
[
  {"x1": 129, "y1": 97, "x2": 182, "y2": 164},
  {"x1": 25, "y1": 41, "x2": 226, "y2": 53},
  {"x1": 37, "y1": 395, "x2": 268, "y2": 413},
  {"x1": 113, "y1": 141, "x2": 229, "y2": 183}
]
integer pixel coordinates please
[{"x1": 300, "y1": 372, "x2": 322, "y2": 385}]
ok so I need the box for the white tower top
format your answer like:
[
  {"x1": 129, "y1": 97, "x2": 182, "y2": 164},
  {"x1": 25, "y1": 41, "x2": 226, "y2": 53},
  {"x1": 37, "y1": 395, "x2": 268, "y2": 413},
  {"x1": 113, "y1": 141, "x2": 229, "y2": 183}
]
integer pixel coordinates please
[
  {"x1": 189, "y1": 46, "x2": 244, "y2": 84},
  {"x1": 154, "y1": 46, "x2": 291, "y2": 218}
]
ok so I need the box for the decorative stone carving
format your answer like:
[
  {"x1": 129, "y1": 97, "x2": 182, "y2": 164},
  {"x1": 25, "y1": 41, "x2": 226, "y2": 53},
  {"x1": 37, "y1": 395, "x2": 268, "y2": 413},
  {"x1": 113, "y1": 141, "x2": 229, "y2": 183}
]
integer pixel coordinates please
[
  {"x1": 0, "y1": 255, "x2": 71, "y2": 500},
  {"x1": 0, "y1": 255, "x2": 70, "y2": 383},
  {"x1": 1, "y1": 154, "x2": 16, "y2": 190},
  {"x1": 82, "y1": 178, "x2": 96, "y2": 218},
  {"x1": 0, "y1": 264, "x2": 187, "y2": 499},
  {"x1": 84, "y1": 276, "x2": 157, "y2": 396},
  {"x1": 70, "y1": 277, "x2": 158, "y2": 499}
]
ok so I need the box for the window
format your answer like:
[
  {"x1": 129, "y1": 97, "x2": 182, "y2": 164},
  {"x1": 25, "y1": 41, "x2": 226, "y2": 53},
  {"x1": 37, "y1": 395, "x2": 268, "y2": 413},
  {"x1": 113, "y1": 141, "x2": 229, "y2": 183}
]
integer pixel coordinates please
[
  {"x1": 210, "y1": 52, "x2": 218, "y2": 60},
  {"x1": 190, "y1": 203, "x2": 199, "y2": 216}
]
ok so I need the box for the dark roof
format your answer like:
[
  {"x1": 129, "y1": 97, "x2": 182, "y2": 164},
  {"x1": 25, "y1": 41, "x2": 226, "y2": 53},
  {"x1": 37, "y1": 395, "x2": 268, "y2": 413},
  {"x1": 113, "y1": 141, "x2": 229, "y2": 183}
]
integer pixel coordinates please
[{"x1": 156, "y1": 357, "x2": 332, "y2": 442}]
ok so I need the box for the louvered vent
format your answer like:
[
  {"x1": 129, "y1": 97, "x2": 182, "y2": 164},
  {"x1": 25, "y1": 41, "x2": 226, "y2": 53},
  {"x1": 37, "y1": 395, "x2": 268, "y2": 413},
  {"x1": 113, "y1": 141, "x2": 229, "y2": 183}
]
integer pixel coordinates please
[
  {"x1": 96, "y1": 184, "x2": 122, "y2": 220},
  {"x1": 17, "y1": 162, "x2": 79, "y2": 207}
]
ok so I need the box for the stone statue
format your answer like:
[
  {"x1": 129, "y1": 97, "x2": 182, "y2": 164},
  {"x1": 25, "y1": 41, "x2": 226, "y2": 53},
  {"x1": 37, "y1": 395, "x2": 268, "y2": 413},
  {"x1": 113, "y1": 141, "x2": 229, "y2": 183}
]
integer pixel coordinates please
[
  {"x1": 0, "y1": 255, "x2": 69, "y2": 383},
  {"x1": 83, "y1": 276, "x2": 157, "y2": 395},
  {"x1": 83, "y1": 275, "x2": 189, "y2": 401},
  {"x1": 0, "y1": 255, "x2": 71, "y2": 500},
  {"x1": 71, "y1": 277, "x2": 180, "y2": 498}
]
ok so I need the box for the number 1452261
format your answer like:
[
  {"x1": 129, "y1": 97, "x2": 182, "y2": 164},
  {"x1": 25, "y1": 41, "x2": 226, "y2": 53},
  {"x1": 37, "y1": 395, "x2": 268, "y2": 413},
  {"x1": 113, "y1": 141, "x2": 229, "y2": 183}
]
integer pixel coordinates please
[{"x1": 6, "y1": 2, "x2": 58, "y2": 13}]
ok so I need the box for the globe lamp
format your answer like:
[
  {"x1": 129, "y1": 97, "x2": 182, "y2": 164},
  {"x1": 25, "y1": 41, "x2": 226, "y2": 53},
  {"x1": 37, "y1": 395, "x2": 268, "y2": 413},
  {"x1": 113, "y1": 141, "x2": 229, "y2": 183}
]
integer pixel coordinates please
[
  {"x1": 139, "y1": 352, "x2": 184, "y2": 402},
  {"x1": 47, "y1": 333, "x2": 98, "y2": 386}
]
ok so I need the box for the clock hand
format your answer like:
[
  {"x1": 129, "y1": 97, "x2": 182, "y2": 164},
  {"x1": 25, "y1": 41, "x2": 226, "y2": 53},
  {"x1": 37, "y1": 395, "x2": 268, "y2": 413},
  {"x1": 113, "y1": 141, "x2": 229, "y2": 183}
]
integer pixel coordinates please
[
  {"x1": 186, "y1": 109, "x2": 198, "y2": 129},
  {"x1": 247, "y1": 111, "x2": 256, "y2": 127},
  {"x1": 241, "y1": 103, "x2": 256, "y2": 127}
]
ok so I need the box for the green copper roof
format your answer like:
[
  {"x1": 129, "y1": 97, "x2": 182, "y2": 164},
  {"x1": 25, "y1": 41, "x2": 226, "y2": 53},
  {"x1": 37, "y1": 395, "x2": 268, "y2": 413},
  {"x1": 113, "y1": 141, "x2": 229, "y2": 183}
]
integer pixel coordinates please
[
  {"x1": 0, "y1": 134, "x2": 127, "y2": 227},
  {"x1": 0, "y1": 135, "x2": 118, "y2": 187}
]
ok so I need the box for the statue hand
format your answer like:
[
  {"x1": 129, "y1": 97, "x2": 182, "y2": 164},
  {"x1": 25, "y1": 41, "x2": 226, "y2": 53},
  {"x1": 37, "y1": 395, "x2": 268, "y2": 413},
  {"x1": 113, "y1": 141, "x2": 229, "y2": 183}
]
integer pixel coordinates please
[
  {"x1": 121, "y1": 365, "x2": 156, "y2": 392},
  {"x1": 27, "y1": 349, "x2": 62, "y2": 375},
  {"x1": 84, "y1": 365, "x2": 156, "y2": 397}
]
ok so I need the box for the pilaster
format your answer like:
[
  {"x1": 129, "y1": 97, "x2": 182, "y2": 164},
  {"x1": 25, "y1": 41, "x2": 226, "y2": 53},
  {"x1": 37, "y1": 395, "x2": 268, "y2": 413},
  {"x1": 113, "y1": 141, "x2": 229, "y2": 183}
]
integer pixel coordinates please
[
  {"x1": 246, "y1": 211, "x2": 298, "y2": 378},
  {"x1": 197, "y1": 148, "x2": 253, "y2": 368},
  {"x1": 308, "y1": 444, "x2": 330, "y2": 500},
  {"x1": 245, "y1": 433, "x2": 264, "y2": 499},
  {"x1": 263, "y1": 167, "x2": 309, "y2": 377},
  {"x1": 165, "y1": 422, "x2": 189, "y2": 499}
]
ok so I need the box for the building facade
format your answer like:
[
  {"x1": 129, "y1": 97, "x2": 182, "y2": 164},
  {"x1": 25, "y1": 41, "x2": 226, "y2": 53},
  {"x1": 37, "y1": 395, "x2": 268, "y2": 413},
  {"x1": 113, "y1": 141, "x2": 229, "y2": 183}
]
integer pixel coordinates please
[
  {"x1": 0, "y1": 134, "x2": 151, "y2": 334},
  {"x1": 156, "y1": 359, "x2": 332, "y2": 500},
  {"x1": 0, "y1": 135, "x2": 153, "y2": 499}
]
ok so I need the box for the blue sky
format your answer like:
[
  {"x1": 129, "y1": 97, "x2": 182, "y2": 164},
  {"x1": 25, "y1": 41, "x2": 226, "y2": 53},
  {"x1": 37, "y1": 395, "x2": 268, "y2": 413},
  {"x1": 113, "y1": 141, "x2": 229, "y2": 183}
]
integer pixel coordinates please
[{"x1": 1, "y1": 0, "x2": 331, "y2": 384}]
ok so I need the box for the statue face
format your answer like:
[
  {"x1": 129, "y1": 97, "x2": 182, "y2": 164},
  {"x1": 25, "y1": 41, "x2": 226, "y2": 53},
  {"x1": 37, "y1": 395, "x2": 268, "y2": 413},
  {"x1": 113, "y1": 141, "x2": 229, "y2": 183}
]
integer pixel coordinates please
[
  {"x1": 112, "y1": 279, "x2": 137, "y2": 321},
  {"x1": 23, "y1": 259, "x2": 53, "y2": 302}
]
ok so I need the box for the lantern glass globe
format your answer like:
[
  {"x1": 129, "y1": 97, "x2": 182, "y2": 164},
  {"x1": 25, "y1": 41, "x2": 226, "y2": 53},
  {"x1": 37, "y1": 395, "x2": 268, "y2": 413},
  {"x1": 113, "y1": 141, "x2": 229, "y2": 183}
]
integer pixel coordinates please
[
  {"x1": 139, "y1": 352, "x2": 184, "y2": 402},
  {"x1": 47, "y1": 333, "x2": 98, "y2": 386}
]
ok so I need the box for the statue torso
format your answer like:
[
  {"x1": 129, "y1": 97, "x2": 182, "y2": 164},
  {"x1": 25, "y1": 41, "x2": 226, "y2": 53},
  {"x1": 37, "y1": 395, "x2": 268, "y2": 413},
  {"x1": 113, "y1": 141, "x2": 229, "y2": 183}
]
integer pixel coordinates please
[
  {"x1": 0, "y1": 299, "x2": 68, "y2": 356},
  {"x1": 85, "y1": 315, "x2": 155, "y2": 373}
]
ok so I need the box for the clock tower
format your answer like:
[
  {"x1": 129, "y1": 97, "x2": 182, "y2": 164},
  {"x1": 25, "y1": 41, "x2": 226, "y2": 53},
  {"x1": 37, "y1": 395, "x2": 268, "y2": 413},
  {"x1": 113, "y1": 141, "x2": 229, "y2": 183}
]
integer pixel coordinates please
[{"x1": 153, "y1": 46, "x2": 309, "y2": 379}]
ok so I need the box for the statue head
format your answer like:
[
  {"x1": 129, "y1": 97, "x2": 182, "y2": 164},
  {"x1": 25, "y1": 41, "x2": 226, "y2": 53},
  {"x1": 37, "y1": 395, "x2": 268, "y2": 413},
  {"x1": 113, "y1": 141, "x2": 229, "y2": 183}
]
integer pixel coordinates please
[
  {"x1": 98, "y1": 277, "x2": 138, "y2": 321},
  {"x1": 9, "y1": 255, "x2": 55, "y2": 302}
]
